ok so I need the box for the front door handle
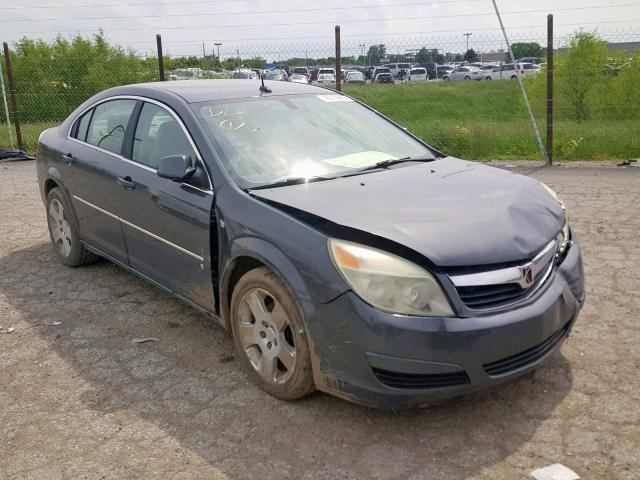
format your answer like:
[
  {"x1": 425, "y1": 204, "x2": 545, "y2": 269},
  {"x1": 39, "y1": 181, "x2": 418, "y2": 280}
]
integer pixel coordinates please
[
  {"x1": 62, "y1": 153, "x2": 74, "y2": 165},
  {"x1": 117, "y1": 176, "x2": 136, "y2": 191}
]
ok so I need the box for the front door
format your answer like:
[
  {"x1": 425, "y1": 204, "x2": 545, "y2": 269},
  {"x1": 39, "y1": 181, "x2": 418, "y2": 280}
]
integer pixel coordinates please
[{"x1": 114, "y1": 101, "x2": 215, "y2": 311}]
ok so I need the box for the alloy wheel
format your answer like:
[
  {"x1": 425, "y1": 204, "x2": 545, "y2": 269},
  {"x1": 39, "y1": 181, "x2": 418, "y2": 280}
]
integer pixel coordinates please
[
  {"x1": 49, "y1": 198, "x2": 72, "y2": 257},
  {"x1": 237, "y1": 287, "x2": 297, "y2": 384}
]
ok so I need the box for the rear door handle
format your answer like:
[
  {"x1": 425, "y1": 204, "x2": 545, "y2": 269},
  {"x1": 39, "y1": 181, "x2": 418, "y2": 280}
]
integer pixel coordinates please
[
  {"x1": 62, "y1": 153, "x2": 74, "y2": 165},
  {"x1": 117, "y1": 176, "x2": 136, "y2": 191}
]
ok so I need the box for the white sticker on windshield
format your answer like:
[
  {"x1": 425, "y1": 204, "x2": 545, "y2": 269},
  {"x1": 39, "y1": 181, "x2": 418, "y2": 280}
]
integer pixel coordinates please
[{"x1": 316, "y1": 95, "x2": 354, "y2": 103}]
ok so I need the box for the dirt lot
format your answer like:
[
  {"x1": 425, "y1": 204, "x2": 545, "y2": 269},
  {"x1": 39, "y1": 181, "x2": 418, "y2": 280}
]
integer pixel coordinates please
[{"x1": 1, "y1": 161, "x2": 639, "y2": 480}]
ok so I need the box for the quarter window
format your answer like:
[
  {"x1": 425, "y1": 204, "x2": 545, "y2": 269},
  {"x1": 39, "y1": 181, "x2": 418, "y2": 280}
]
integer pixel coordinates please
[
  {"x1": 86, "y1": 99, "x2": 137, "y2": 155},
  {"x1": 132, "y1": 102, "x2": 197, "y2": 169},
  {"x1": 73, "y1": 109, "x2": 93, "y2": 141}
]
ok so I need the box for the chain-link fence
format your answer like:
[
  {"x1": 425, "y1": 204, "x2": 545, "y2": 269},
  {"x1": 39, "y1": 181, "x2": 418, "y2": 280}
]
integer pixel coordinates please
[{"x1": 2, "y1": 27, "x2": 639, "y2": 160}]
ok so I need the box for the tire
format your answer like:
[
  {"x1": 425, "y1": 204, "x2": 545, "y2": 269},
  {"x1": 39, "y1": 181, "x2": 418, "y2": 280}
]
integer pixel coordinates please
[
  {"x1": 485, "y1": 76, "x2": 492, "y2": 80},
  {"x1": 46, "y1": 187, "x2": 99, "y2": 267},
  {"x1": 511, "y1": 75, "x2": 518, "y2": 80},
  {"x1": 464, "y1": 76, "x2": 471, "y2": 80},
  {"x1": 443, "y1": 76, "x2": 450, "y2": 82},
  {"x1": 230, "y1": 266, "x2": 315, "y2": 400}
]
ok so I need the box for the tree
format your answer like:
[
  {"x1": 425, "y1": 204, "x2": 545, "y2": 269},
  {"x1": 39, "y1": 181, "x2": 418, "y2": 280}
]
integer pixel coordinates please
[
  {"x1": 366, "y1": 44, "x2": 386, "y2": 64},
  {"x1": 415, "y1": 48, "x2": 444, "y2": 65},
  {"x1": 509, "y1": 42, "x2": 543, "y2": 60},
  {"x1": 464, "y1": 49, "x2": 478, "y2": 62},
  {"x1": 560, "y1": 32, "x2": 608, "y2": 122}
]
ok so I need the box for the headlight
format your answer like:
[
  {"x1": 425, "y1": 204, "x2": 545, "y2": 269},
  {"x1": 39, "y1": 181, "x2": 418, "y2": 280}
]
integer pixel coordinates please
[
  {"x1": 557, "y1": 219, "x2": 571, "y2": 257},
  {"x1": 328, "y1": 239, "x2": 454, "y2": 317},
  {"x1": 542, "y1": 184, "x2": 571, "y2": 256}
]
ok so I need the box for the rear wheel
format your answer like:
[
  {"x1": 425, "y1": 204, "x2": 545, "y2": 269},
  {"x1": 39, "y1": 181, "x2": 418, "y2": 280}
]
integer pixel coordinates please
[
  {"x1": 46, "y1": 188, "x2": 99, "y2": 267},
  {"x1": 485, "y1": 76, "x2": 492, "y2": 80},
  {"x1": 230, "y1": 267, "x2": 315, "y2": 400},
  {"x1": 464, "y1": 75, "x2": 471, "y2": 80},
  {"x1": 511, "y1": 75, "x2": 518, "y2": 79},
  {"x1": 443, "y1": 76, "x2": 450, "y2": 81}
]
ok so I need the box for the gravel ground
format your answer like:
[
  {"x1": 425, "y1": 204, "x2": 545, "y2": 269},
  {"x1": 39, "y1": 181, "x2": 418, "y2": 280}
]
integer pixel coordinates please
[{"x1": 1, "y1": 161, "x2": 638, "y2": 480}]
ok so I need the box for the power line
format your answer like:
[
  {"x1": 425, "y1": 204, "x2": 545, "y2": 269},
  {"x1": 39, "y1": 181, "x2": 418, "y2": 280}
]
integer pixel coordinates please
[
  {"x1": 0, "y1": 0, "x2": 494, "y2": 22},
  {"x1": 4, "y1": 4, "x2": 639, "y2": 33},
  {"x1": 86, "y1": 20, "x2": 640, "y2": 46},
  {"x1": 0, "y1": 0, "x2": 257, "y2": 9}
]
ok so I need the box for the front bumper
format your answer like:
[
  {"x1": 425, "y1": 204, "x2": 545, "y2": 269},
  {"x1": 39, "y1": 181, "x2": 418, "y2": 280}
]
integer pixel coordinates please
[{"x1": 310, "y1": 239, "x2": 585, "y2": 408}]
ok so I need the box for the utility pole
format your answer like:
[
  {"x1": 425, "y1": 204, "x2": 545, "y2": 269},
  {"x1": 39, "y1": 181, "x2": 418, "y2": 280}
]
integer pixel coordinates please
[
  {"x1": 202, "y1": 42, "x2": 205, "y2": 58},
  {"x1": 463, "y1": 33, "x2": 472, "y2": 55},
  {"x1": 359, "y1": 44, "x2": 366, "y2": 67}
]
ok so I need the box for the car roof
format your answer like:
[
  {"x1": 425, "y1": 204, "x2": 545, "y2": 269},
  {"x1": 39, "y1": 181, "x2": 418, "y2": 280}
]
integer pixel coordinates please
[{"x1": 116, "y1": 79, "x2": 328, "y2": 103}]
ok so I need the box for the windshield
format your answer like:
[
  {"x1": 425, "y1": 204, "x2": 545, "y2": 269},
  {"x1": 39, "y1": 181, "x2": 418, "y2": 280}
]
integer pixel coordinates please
[
  {"x1": 193, "y1": 94, "x2": 433, "y2": 188},
  {"x1": 266, "y1": 73, "x2": 283, "y2": 80}
]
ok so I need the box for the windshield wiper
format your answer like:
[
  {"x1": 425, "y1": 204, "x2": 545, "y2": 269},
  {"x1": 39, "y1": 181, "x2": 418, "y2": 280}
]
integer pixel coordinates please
[
  {"x1": 356, "y1": 155, "x2": 434, "y2": 172},
  {"x1": 248, "y1": 175, "x2": 332, "y2": 191}
]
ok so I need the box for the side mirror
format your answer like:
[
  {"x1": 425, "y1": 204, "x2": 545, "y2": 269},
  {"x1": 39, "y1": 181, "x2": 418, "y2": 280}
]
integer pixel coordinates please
[{"x1": 157, "y1": 155, "x2": 196, "y2": 181}]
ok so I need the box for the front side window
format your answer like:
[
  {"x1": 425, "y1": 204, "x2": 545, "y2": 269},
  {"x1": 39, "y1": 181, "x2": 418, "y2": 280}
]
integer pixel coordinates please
[
  {"x1": 132, "y1": 102, "x2": 197, "y2": 169},
  {"x1": 194, "y1": 94, "x2": 433, "y2": 188},
  {"x1": 86, "y1": 99, "x2": 137, "y2": 155}
]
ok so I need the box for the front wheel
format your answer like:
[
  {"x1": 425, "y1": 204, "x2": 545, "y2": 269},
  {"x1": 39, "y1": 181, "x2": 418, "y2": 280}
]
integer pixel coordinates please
[
  {"x1": 443, "y1": 76, "x2": 450, "y2": 81},
  {"x1": 230, "y1": 267, "x2": 315, "y2": 400},
  {"x1": 485, "y1": 76, "x2": 492, "y2": 80},
  {"x1": 46, "y1": 187, "x2": 98, "y2": 267},
  {"x1": 511, "y1": 75, "x2": 518, "y2": 79},
  {"x1": 464, "y1": 75, "x2": 471, "y2": 80}
]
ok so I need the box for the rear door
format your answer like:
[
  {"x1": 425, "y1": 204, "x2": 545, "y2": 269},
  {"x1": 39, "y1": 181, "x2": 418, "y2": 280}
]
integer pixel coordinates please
[
  {"x1": 114, "y1": 100, "x2": 215, "y2": 311},
  {"x1": 62, "y1": 98, "x2": 138, "y2": 261}
]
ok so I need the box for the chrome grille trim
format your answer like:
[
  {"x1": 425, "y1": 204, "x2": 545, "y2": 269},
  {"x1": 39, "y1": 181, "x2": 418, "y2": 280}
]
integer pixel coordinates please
[{"x1": 450, "y1": 239, "x2": 558, "y2": 310}]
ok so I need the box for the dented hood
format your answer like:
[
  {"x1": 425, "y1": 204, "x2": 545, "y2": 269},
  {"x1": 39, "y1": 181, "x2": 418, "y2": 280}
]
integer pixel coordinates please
[{"x1": 252, "y1": 157, "x2": 565, "y2": 267}]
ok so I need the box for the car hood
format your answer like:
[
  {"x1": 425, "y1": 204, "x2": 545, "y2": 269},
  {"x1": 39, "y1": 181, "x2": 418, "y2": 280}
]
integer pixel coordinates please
[{"x1": 251, "y1": 157, "x2": 565, "y2": 267}]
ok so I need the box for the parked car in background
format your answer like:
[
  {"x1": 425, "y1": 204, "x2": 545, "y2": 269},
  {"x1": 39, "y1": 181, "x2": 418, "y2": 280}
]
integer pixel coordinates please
[
  {"x1": 265, "y1": 70, "x2": 289, "y2": 82},
  {"x1": 518, "y1": 57, "x2": 544, "y2": 65},
  {"x1": 372, "y1": 67, "x2": 392, "y2": 81},
  {"x1": 364, "y1": 66, "x2": 376, "y2": 80},
  {"x1": 314, "y1": 73, "x2": 336, "y2": 87},
  {"x1": 232, "y1": 69, "x2": 258, "y2": 80},
  {"x1": 290, "y1": 74, "x2": 310, "y2": 84},
  {"x1": 435, "y1": 66, "x2": 454, "y2": 79},
  {"x1": 408, "y1": 67, "x2": 428, "y2": 82},
  {"x1": 374, "y1": 72, "x2": 394, "y2": 84},
  {"x1": 37, "y1": 79, "x2": 583, "y2": 408},
  {"x1": 318, "y1": 67, "x2": 336, "y2": 77},
  {"x1": 385, "y1": 63, "x2": 411, "y2": 78},
  {"x1": 345, "y1": 71, "x2": 365, "y2": 85},
  {"x1": 292, "y1": 67, "x2": 310, "y2": 77},
  {"x1": 443, "y1": 67, "x2": 483, "y2": 81},
  {"x1": 485, "y1": 63, "x2": 540, "y2": 80}
]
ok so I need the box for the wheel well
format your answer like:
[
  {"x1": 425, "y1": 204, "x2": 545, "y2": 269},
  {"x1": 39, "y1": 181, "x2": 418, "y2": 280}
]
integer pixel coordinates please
[
  {"x1": 221, "y1": 256, "x2": 266, "y2": 326},
  {"x1": 44, "y1": 178, "x2": 59, "y2": 197}
]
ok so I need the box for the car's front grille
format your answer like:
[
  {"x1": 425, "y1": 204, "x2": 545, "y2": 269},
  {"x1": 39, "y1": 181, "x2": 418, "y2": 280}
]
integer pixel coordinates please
[
  {"x1": 483, "y1": 322, "x2": 570, "y2": 376},
  {"x1": 457, "y1": 276, "x2": 547, "y2": 310},
  {"x1": 372, "y1": 367, "x2": 470, "y2": 389},
  {"x1": 451, "y1": 239, "x2": 558, "y2": 311}
]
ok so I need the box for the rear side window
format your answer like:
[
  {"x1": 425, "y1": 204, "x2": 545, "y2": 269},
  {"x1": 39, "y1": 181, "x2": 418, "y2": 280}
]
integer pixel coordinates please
[
  {"x1": 132, "y1": 102, "x2": 197, "y2": 169},
  {"x1": 86, "y1": 99, "x2": 137, "y2": 155},
  {"x1": 73, "y1": 109, "x2": 93, "y2": 141}
]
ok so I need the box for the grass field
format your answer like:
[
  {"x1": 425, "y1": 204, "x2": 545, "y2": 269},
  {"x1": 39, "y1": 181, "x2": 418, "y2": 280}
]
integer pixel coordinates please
[
  {"x1": 344, "y1": 81, "x2": 639, "y2": 160},
  {"x1": 2, "y1": 81, "x2": 638, "y2": 160}
]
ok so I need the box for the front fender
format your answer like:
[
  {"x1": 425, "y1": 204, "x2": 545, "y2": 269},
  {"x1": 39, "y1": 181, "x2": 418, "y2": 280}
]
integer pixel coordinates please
[{"x1": 220, "y1": 236, "x2": 317, "y2": 330}]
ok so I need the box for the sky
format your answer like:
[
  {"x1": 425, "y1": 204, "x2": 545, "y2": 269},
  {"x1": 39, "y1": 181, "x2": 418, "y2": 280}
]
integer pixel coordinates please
[{"x1": 1, "y1": 0, "x2": 639, "y2": 60}]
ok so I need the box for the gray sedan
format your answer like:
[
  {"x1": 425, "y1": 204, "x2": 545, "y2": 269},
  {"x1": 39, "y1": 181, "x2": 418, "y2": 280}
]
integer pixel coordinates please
[{"x1": 36, "y1": 80, "x2": 584, "y2": 408}]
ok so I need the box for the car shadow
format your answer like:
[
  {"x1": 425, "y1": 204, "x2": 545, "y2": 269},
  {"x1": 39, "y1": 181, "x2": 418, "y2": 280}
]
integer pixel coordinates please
[{"x1": 0, "y1": 243, "x2": 573, "y2": 479}]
